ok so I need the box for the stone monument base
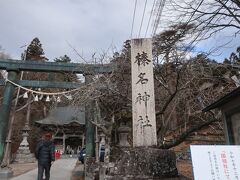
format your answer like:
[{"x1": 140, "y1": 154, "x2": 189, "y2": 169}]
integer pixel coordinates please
[
  {"x1": 106, "y1": 147, "x2": 183, "y2": 179},
  {"x1": 105, "y1": 175, "x2": 188, "y2": 180},
  {"x1": 14, "y1": 146, "x2": 35, "y2": 163}
]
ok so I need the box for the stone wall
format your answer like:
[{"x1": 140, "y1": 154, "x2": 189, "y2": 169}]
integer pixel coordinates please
[{"x1": 106, "y1": 147, "x2": 180, "y2": 179}]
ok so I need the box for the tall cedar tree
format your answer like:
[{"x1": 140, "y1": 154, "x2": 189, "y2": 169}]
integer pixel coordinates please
[{"x1": 22, "y1": 37, "x2": 47, "y2": 61}]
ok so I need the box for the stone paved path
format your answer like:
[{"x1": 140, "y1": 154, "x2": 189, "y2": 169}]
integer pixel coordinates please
[{"x1": 11, "y1": 158, "x2": 77, "y2": 180}]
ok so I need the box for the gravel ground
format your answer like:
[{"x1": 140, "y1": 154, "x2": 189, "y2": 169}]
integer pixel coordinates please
[
  {"x1": 11, "y1": 158, "x2": 77, "y2": 180},
  {"x1": 10, "y1": 162, "x2": 37, "y2": 177}
]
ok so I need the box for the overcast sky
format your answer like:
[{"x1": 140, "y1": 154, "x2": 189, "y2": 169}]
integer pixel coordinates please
[{"x1": 0, "y1": 0, "x2": 239, "y2": 63}]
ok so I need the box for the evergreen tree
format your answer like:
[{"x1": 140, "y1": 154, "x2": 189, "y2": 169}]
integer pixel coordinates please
[
  {"x1": 22, "y1": 37, "x2": 47, "y2": 61},
  {"x1": 21, "y1": 38, "x2": 48, "y2": 80},
  {"x1": 53, "y1": 55, "x2": 78, "y2": 82},
  {"x1": 223, "y1": 46, "x2": 240, "y2": 64},
  {"x1": 54, "y1": 55, "x2": 71, "y2": 63}
]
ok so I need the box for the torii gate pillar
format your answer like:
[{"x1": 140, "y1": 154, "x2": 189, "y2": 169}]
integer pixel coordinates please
[
  {"x1": 85, "y1": 75, "x2": 95, "y2": 157},
  {"x1": 0, "y1": 71, "x2": 18, "y2": 162}
]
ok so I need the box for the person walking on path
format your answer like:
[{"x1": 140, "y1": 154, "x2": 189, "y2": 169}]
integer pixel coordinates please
[{"x1": 35, "y1": 132, "x2": 55, "y2": 180}]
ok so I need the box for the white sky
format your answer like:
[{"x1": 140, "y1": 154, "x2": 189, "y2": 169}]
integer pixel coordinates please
[{"x1": 0, "y1": 0, "x2": 239, "y2": 62}]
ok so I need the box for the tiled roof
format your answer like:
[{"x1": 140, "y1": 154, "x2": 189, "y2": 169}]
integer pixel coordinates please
[{"x1": 35, "y1": 106, "x2": 85, "y2": 125}]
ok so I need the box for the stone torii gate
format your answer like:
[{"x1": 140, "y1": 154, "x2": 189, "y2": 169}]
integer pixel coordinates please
[{"x1": 0, "y1": 59, "x2": 113, "y2": 164}]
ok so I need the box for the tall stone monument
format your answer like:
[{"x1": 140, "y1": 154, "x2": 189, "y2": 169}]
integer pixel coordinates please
[
  {"x1": 102, "y1": 39, "x2": 181, "y2": 179},
  {"x1": 103, "y1": 38, "x2": 179, "y2": 179},
  {"x1": 131, "y1": 38, "x2": 157, "y2": 147}
]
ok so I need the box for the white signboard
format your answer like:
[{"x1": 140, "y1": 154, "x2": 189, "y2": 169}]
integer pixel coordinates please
[
  {"x1": 191, "y1": 145, "x2": 240, "y2": 180},
  {"x1": 131, "y1": 38, "x2": 157, "y2": 147}
]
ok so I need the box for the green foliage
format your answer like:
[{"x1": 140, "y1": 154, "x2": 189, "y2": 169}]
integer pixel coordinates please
[
  {"x1": 223, "y1": 46, "x2": 240, "y2": 64},
  {"x1": 54, "y1": 55, "x2": 71, "y2": 63},
  {"x1": 53, "y1": 55, "x2": 78, "y2": 82},
  {"x1": 22, "y1": 37, "x2": 47, "y2": 61}
]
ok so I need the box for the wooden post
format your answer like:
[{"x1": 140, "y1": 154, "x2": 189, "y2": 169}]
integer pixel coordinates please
[
  {"x1": 63, "y1": 134, "x2": 66, "y2": 154},
  {"x1": 25, "y1": 96, "x2": 31, "y2": 125},
  {"x1": 131, "y1": 38, "x2": 157, "y2": 147}
]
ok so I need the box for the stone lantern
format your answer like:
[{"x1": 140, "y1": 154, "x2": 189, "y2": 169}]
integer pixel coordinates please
[
  {"x1": 20, "y1": 124, "x2": 31, "y2": 147},
  {"x1": 117, "y1": 124, "x2": 131, "y2": 147},
  {"x1": 99, "y1": 133, "x2": 106, "y2": 146},
  {"x1": 15, "y1": 124, "x2": 35, "y2": 163}
]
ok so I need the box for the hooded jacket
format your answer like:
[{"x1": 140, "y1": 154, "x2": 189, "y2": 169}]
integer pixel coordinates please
[{"x1": 35, "y1": 140, "x2": 55, "y2": 165}]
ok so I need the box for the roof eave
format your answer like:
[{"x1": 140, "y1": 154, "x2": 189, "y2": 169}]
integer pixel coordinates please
[{"x1": 202, "y1": 87, "x2": 240, "y2": 112}]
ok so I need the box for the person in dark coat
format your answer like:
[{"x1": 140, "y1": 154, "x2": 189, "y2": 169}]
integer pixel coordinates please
[{"x1": 35, "y1": 132, "x2": 55, "y2": 180}]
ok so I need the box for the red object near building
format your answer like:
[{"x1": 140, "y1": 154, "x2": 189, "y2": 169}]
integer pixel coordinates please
[{"x1": 55, "y1": 150, "x2": 61, "y2": 159}]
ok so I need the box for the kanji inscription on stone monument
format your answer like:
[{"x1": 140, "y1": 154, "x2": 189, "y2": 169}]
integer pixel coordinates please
[{"x1": 131, "y1": 38, "x2": 157, "y2": 147}]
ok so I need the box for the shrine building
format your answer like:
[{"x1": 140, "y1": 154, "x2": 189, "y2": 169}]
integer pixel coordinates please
[{"x1": 35, "y1": 106, "x2": 85, "y2": 154}]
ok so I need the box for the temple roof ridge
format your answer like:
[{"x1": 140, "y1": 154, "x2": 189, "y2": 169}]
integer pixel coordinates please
[{"x1": 36, "y1": 105, "x2": 85, "y2": 125}]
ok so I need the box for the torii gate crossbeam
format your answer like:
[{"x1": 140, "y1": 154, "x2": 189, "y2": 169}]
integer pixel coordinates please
[{"x1": 0, "y1": 59, "x2": 112, "y2": 73}]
